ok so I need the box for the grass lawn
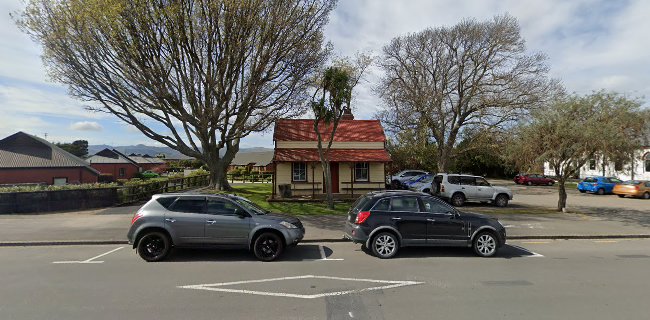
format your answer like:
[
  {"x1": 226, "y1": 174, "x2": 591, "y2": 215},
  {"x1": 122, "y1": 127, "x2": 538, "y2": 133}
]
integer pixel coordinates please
[
  {"x1": 205, "y1": 184, "x2": 350, "y2": 216},
  {"x1": 205, "y1": 183, "x2": 567, "y2": 216}
]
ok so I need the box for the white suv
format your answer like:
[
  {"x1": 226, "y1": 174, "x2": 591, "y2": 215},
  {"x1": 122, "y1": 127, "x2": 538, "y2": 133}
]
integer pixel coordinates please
[{"x1": 433, "y1": 173, "x2": 513, "y2": 207}]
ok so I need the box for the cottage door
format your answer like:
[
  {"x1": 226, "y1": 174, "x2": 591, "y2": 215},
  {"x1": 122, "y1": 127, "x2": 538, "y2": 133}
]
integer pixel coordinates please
[{"x1": 324, "y1": 162, "x2": 340, "y2": 193}]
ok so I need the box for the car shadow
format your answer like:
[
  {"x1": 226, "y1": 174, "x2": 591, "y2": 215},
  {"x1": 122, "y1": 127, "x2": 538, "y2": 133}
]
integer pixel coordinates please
[
  {"x1": 162, "y1": 244, "x2": 332, "y2": 262},
  {"x1": 361, "y1": 244, "x2": 538, "y2": 260}
]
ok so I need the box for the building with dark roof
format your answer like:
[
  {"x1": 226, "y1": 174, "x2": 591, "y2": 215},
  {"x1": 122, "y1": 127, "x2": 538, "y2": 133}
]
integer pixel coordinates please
[
  {"x1": 86, "y1": 148, "x2": 140, "y2": 179},
  {"x1": 127, "y1": 154, "x2": 168, "y2": 172},
  {"x1": 272, "y1": 111, "x2": 391, "y2": 198},
  {"x1": 228, "y1": 151, "x2": 274, "y2": 173},
  {"x1": 0, "y1": 132, "x2": 99, "y2": 185}
]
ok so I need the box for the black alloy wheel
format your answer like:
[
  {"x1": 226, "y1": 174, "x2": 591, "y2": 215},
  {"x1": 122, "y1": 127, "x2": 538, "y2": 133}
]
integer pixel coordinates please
[
  {"x1": 495, "y1": 194, "x2": 509, "y2": 208},
  {"x1": 473, "y1": 232, "x2": 498, "y2": 257},
  {"x1": 597, "y1": 188, "x2": 605, "y2": 195},
  {"x1": 253, "y1": 232, "x2": 284, "y2": 262},
  {"x1": 137, "y1": 232, "x2": 170, "y2": 262},
  {"x1": 371, "y1": 232, "x2": 399, "y2": 259}
]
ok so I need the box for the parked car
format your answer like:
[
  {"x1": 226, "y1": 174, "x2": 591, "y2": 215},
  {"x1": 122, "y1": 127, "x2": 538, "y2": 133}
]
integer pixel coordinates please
[
  {"x1": 386, "y1": 170, "x2": 428, "y2": 189},
  {"x1": 127, "y1": 194, "x2": 304, "y2": 262},
  {"x1": 141, "y1": 170, "x2": 160, "y2": 178},
  {"x1": 514, "y1": 174, "x2": 555, "y2": 186},
  {"x1": 613, "y1": 180, "x2": 650, "y2": 199},
  {"x1": 405, "y1": 174, "x2": 432, "y2": 188},
  {"x1": 408, "y1": 174, "x2": 434, "y2": 193},
  {"x1": 344, "y1": 191, "x2": 506, "y2": 258},
  {"x1": 577, "y1": 176, "x2": 622, "y2": 195},
  {"x1": 432, "y1": 173, "x2": 513, "y2": 207}
]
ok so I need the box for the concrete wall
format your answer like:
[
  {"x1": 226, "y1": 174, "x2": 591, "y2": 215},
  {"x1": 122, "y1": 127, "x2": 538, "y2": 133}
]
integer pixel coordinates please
[
  {"x1": 90, "y1": 163, "x2": 140, "y2": 179},
  {"x1": 0, "y1": 167, "x2": 98, "y2": 185}
]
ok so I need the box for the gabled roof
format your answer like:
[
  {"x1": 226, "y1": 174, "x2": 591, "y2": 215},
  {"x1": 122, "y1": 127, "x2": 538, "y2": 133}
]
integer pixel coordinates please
[
  {"x1": 0, "y1": 132, "x2": 99, "y2": 174},
  {"x1": 126, "y1": 154, "x2": 166, "y2": 165},
  {"x1": 273, "y1": 149, "x2": 391, "y2": 162},
  {"x1": 273, "y1": 119, "x2": 386, "y2": 142},
  {"x1": 87, "y1": 148, "x2": 139, "y2": 165},
  {"x1": 231, "y1": 151, "x2": 274, "y2": 166}
]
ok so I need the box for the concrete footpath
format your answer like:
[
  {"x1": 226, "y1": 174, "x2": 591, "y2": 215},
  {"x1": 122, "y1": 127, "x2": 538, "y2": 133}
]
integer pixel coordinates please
[{"x1": 1, "y1": 204, "x2": 650, "y2": 246}]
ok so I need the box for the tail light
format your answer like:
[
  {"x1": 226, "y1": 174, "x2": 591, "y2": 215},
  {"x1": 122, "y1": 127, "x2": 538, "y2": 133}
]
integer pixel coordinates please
[
  {"x1": 355, "y1": 211, "x2": 371, "y2": 224},
  {"x1": 635, "y1": 186, "x2": 640, "y2": 191},
  {"x1": 131, "y1": 212, "x2": 143, "y2": 225},
  {"x1": 441, "y1": 185, "x2": 445, "y2": 192}
]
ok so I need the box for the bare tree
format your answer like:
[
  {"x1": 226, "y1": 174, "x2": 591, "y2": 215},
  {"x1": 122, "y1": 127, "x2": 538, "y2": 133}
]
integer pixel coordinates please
[
  {"x1": 16, "y1": 0, "x2": 336, "y2": 189},
  {"x1": 509, "y1": 92, "x2": 647, "y2": 211},
  {"x1": 312, "y1": 53, "x2": 372, "y2": 208},
  {"x1": 377, "y1": 14, "x2": 561, "y2": 172}
]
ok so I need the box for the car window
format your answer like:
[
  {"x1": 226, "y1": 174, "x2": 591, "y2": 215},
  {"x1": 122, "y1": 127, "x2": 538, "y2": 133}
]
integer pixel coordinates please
[
  {"x1": 608, "y1": 178, "x2": 622, "y2": 183},
  {"x1": 351, "y1": 195, "x2": 371, "y2": 213},
  {"x1": 207, "y1": 199, "x2": 241, "y2": 216},
  {"x1": 447, "y1": 176, "x2": 460, "y2": 185},
  {"x1": 156, "y1": 196, "x2": 178, "y2": 209},
  {"x1": 623, "y1": 180, "x2": 641, "y2": 185},
  {"x1": 421, "y1": 197, "x2": 452, "y2": 214},
  {"x1": 372, "y1": 198, "x2": 391, "y2": 211},
  {"x1": 460, "y1": 176, "x2": 476, "y2": 186},
  {"x1": 434, "y1": 175, "x2": 443, "y2": 183},
  {"x1": 170, "y1": 198, "x2": 205, "y2": 213},
  {"x1": 390, "y1": 197, "x2": 419, "y2": 212},
  {"x1": 646, "y1": 182, "x2": 650, "y2": 188},
  {"x1": 583, "y1": 177, "x2": 597, "y2": 183},
  {"x1": 475, "y1": 178, "x2": 490, "y2": 186}
]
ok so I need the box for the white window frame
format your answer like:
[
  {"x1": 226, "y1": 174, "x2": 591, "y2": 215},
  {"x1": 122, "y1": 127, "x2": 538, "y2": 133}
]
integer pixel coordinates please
[
  {"x1": 354, "y1": 162, "x2": 369, "y2": 182},
  {"x1": 292, "y1": 162, "x2": 307, "y2": 182}
]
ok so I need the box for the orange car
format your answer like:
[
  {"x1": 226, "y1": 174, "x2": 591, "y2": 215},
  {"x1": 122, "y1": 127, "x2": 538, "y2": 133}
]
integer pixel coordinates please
[{"x1": 613, "y1": 180, "x2": 650, "y2": 199}]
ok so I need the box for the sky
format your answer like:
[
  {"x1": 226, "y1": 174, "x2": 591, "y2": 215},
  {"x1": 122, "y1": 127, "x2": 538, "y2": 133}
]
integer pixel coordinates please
[{"x1": 1, "y1": 0, "x2": 649, "y2": 148}]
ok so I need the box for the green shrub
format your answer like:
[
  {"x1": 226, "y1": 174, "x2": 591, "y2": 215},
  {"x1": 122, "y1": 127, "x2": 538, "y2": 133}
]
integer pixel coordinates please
[{"x1": 0, "y1": 183, "x2": 118, "y2": 193}]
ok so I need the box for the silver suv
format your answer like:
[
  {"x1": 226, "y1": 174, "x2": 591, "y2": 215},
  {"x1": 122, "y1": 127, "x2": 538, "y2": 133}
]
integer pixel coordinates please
[
  {"x1": 433, "y1": 174, "x2": 513, "y2": 207},
  {"x1": 127, "y1": 194, "x2": 304, "y2": 262}
]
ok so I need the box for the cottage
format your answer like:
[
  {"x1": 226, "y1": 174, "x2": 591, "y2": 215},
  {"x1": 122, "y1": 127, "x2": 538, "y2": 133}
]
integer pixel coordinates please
[
  {"x1": 87, "y1": 148, "x2": 140, "y2": 179},
  {"x1": 0, "y1": 132, "x2": 99, "y2": 185},
  {"x1": 272, "y1": 112, "x2": 391, "y2": 198},
  {"x1": 229, "y1": 151, "x2": 274, "y2": 173},
  {"x1": 543, "y1": 146, "x2": 650, "y2": 180},
  {"x1": 127, "y1": 154, "x2": 168, "y2": 172}
]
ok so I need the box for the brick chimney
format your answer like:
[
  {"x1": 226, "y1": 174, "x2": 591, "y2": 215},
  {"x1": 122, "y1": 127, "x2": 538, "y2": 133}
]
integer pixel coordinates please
[{"x1": 341, "y1": 107, "x2": 354, "y2": 120}]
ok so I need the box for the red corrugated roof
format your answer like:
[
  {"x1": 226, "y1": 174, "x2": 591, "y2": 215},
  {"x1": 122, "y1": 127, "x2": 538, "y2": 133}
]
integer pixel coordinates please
[
  {"x1": 273, "y1": 149, "x2": 391, "y2": 162},
  {"x1": 273, "y1": 119, "x2": 386, "y2": 142}
]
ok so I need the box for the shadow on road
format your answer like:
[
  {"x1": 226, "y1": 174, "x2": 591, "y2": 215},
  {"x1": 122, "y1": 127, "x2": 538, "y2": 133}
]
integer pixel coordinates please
[
  {"x1": 361, "y1": 244, "x2": 539, "y2": 260},
  {"x1": 163, "y1": 244, "x2": 334, "y2": 262}
]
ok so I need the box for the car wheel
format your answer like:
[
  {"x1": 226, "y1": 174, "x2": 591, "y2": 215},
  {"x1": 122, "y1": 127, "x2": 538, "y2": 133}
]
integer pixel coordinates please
[
  {"x1": 137, "y1": 231, "x2": 171, "y2": 262},
  {"x1": 423, "y1": 188, "x2": 431, "y2": 194},
  {"x1": 526, "y1": 181, "x2": 532, "y2": 186},
  {"x1": 597, "y1": 188, "x2": 605, "y2": 195},
  {"x1": 643, "y1": 192, "x2": 650, "y2": 200},
  {"x1": 618, "y1": 194, "x2": 625, "y2": 198},
  {"x1": 473, "y1": 232, "x2": 498, "y2": 257},
  {"x1": 371, "y1": 232, "x2": 399, "y2": 259},
  {"x1": 579, "y1": 190, "x2": 586, "y2": 193},
  {"x1": 548, "y1": 181, "x2": 554, "y2": 186},
  {"x1": 494, "y1": 194, "x2": 509, "y2": 207},
  {"x1": 451, "y1": 193, "x2": 466, "y2": 207},
  {"x1": 253, "y1": 232, "x2": 284, "y2": 262}
]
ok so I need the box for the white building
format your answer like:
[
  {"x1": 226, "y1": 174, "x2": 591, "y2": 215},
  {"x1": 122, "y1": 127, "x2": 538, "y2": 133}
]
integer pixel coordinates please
[{"x1": 544, "y1": 146, "x2": 650, "y2": 180}]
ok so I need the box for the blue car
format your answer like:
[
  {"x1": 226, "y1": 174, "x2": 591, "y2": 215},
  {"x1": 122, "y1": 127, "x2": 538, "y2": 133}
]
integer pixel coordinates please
[
  {"x1": 577, "y1": 176, "x2": 623, "y2": 195},
  {"x1": 404, "y1": 174, "x2": 432, "y2": 189}
]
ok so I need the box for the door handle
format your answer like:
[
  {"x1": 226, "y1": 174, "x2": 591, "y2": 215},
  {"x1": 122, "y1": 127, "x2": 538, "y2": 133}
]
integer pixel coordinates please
[
  {"x1": 391, "y1": 217, "x2": 402, "y2": 220},
  {"x1": 206, "y1": 219, "x2": 217, "y2": 224},
  {"x1": 427, "y1": 218, "x2": 436, "y2": 222},
  {"x1": 461, "y1": 187, "x2": 465, "y2": 190},
  {"x1": 165, "y1": 218, "x2": 176, "y2": 223}
]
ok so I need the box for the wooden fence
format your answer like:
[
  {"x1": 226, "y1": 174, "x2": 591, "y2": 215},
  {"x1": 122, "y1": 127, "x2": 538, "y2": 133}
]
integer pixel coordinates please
[
  {"x1": 226, "y1": 172, "x2": 273, "y2": 184},
  {"x1": 117, "y1": 174, "x2": 210, "y2": 204}
]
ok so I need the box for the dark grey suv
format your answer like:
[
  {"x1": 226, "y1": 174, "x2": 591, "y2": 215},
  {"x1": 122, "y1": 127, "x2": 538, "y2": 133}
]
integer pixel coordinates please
[
  {"x1": 344, "y1": 191, "x2": 506, "y2": 258},
  {"x1": 127, "y1": 194, "x2": 304, "y2": 262}
]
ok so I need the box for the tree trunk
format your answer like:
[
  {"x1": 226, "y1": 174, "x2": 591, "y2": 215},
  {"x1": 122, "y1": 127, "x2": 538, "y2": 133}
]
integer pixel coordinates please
[
  {"x1": 437, "y1": 148, "x2": 449, "y2": 173},
  {"x1": 557, "y1": 179, "x2": 567, "y2": 212},
  {"x1": 207, "y1": 159, "x2": 231, "y2": 191},
  {"x1": 321, "y1": 160, "x2": 334, "y2": 209}
]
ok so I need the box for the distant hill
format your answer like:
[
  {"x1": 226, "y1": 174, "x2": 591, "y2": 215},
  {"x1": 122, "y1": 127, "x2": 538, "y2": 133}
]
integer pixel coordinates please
[{"x1": 88, "y1": 144, "x2": 272, "y2": 159}]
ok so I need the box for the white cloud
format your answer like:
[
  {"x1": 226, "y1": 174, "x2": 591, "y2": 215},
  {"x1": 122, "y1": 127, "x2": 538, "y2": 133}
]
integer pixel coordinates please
[{"x1": 70, "y1": 121, "x2": 103, "y2": 131}]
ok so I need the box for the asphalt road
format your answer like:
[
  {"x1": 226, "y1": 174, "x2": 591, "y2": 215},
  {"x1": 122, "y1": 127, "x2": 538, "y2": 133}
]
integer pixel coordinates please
[{"x1": 2, "y1": 239, "x2": 650, "y2": 320}]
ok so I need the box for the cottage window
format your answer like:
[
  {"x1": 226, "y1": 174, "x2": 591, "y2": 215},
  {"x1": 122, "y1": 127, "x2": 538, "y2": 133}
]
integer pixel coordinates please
[
  {"x1": 589, "y1": 159, "x2": 596, "y2": 170},
  {"x1": 292, "y1": 162, "x2": 307, "y2": 182},
  {"x1": 354, "y1": 162, "x2": 369, "y2": 182},
  {"x1": 119, "y1": 168, "x2": 126, "y2": 177},
  {"x1": 644, "y1": 153, "x2": 650, "y2": 172}
]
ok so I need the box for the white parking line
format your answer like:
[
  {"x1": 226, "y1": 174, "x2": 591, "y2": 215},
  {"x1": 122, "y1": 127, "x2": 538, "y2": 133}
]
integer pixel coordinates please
[
  {"x1": 178, "y1": 275, "x2": 424, "y2": 299},
  {"x1": 52, "y1": 246, "x2": 124, "y2": 264},
  {"x1": 510, "y1": 245, "x2": 544, "y2": 258},
  {"x1": 318, "y1": 245, "x2": 344, "y2": 261}
]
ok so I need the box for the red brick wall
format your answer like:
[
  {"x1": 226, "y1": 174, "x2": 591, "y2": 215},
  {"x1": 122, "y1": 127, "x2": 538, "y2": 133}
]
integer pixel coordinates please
[
  {"x1": 0, "y1": 167, "x2": 98, "y2": 185},
  {"x1": 139, "y1": 163, "x2": 168, "y2": 172},
  {"x1": 90, "y1": 163, "x2": 140, "y2": 179}
]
